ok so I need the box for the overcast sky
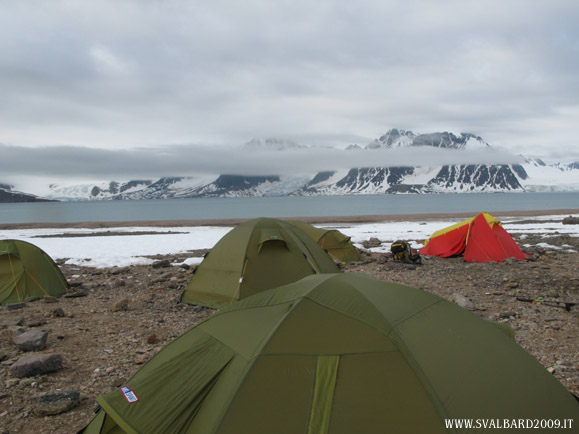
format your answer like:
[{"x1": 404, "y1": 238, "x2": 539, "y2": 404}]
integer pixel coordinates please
[{"x1": 1, "y1": 0, "x2": 578, "y2": 186}]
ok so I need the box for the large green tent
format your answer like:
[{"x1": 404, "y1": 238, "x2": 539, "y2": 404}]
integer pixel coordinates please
[
  {"x1": 0, "y1": 239, "x2": 69, "y2": 305},
  {"x1": 83, "y1": 274, "x2": 578, "y2": 434},
  {"x1": 181, "y1": 218, "x2": 340, "y2": 308},
  {"x1": 286, "y1": 220, "x2": 363, "y2": 263}
]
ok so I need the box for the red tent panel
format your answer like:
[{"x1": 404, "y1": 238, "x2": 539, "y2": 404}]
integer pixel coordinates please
[
  {"x1": 463, "y1": 214, "x2": 527, "y2": 262},
  {"x1": 491, "y1": 224, "x2": 528, "y2": 261},
  {"x1": 419, "y1": 224, "x2": 469, "y2": 257},
  {"x1": 463, "y1": 214, "x2": 506, "y2": 262}
]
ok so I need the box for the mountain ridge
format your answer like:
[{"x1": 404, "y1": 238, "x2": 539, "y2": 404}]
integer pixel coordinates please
[{"x1": 3, "y1": 130, "x2": 578, "y2": 202}]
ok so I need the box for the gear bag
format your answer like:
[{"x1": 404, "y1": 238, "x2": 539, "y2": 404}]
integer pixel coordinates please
[{"x1": 391, "y1": 240, "x2": 421, "y2": 264}]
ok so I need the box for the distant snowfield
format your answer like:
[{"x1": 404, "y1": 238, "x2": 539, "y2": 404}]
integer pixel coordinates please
[{"x1": 0, "y1": 214, "x2": 577, "y2": 268}]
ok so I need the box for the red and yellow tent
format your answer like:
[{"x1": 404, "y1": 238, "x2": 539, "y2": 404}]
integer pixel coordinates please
[{"x1": 420, "y1": 212, "x2": 528, "y2": 262}]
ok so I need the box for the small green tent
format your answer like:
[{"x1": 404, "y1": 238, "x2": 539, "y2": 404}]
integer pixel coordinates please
[
  {"x1": 181, "y1": 218, "x2": 340, "y2": 308},
  {"x1": 83, "y1": 274, "x2": 578, "y2": 434},
  {"x1": 286, "y1": 220, "x2": 363, "y2": 262},
  {"x1": 0, "y1": 239, "x2": 69, "y2": 305}
]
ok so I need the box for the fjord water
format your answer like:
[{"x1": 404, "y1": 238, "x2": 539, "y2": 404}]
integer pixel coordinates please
[{"x1": 0, "y1": 192, "x2": 578, "y2": 224}]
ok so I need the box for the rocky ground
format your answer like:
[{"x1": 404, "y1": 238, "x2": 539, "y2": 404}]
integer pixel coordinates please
[{"x1": 0, "y1": 231, "x2": 578, "y2": 433}]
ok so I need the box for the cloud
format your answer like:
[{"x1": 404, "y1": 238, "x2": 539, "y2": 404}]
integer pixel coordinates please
[
  {"x1": 89, "y1": 45, "x2": 135, "y2": 76},
  {"x1": 0, "y1": 142, "x2": 523, "y2": 182},
  {"x1": 0, "y1": 0, "x2": 578, "y2": 160}
]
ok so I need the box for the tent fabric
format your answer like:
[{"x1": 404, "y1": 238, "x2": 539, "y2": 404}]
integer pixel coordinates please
[
  {"x1": 420, "y1": 212, "x2": 527, "y2": 262},
  {"x1": 307, "y1": 355, "x2": 340, "y2": 434},
  {"x1": 286, "y1": 220, "x2": 363, "y2": 263},
  {"x1": 0, "y1": 239, "x2": 69, "y2": 305},
  {"x1": 181, "y1": 218, "x2": 340, "y2": 309},
  {"x1": 82, "y1": 273, "x2": 578, "y2": 434}
]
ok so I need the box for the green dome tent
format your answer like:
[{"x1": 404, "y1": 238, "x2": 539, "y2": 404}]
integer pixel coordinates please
[
  {"x1": 181, "y1": 218, "x2": 340, "y2": 308},
  {"x1": 83, "y1": 274, "x2": 578, "y2": 434},
  {"x1": 0, "y1": 239, "x2": 69, "y2": 305},
  {"x1": 286, "y1": 220, "x2": 363, "y2": 263}
]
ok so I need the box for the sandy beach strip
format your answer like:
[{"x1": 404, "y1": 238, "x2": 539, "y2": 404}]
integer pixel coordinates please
[{"x1": 0, "y1": 208, "x2": 577, "y2": 230}]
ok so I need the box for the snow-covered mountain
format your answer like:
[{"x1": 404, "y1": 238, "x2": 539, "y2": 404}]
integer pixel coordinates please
[
  {"x1": 299, "y1": 130, "x2": 527, "y2": 194},
  {"x1": 367, "y1": 129, "x2": 490, "y2": 151},
  {"x1": 298, "y1": 164, "x2": 527, "y2": 195},
  {"x1": 0, "y1": 184, "x2": 53, "y2": 202},
  {"x1": 6, "y1": 130, "x2": 579, "y2": 202},
  {"x1": 516, "y1": 158, "x2": 579, "y2": 192},
  {"x1": 47, "y1": 180, "x2": 153, "y2": 201}
]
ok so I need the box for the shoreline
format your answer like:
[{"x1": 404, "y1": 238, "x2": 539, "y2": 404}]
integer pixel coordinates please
[{"x1": 0, "y1": 208, "x2": 578, "y2": 230}]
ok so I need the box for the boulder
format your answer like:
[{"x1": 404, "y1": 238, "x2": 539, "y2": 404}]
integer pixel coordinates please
[
  {"x1": 562, "y1": 216, "x2": 579, "y2": 225},
  {"x1": 13, "y1": 330, "x2": 48, "y2": 352},
  {"x1": 362, "y1": 237, "x2": 382, "y2": 248},
  {"x1": 32, "y1": 390, "x2": 80, "y2": 416},
  {"x1": 9, "y1": 353, "x2": 62, "y2": 378},
  {"x1": 24, "y1": 315, "x2": 47, "y2": 327}
]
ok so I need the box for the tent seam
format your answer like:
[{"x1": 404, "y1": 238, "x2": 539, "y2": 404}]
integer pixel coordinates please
[
  {"x1": 386, "y1": 302, "x2": 456, "y2": 432},
  {"x1": 208, "y1": 298, "x2": 300, "y2": 434}
]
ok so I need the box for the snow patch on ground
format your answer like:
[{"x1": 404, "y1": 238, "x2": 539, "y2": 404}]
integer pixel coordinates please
[{"x1": 0, "y1": 214, "x2": 576, "y2": 268}]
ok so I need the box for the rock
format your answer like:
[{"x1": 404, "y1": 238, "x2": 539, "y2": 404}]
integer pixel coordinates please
[
  {"x1": 112, "y1": 298, "x2": 129, "y2": 312},
  {"x1": 152, "y1": 259, "x2": 171, "y2": 269},
  {"x1": 9, "y1": 353, "x2": 63, "y2": 378},
  {"x1": 147, "y1": 334, "x2": 158, "y2": 345},
  {"x1": 450, "y1": 293, "x2": 475, "y2": 310},
  {"x1": 50, "y1": 308, "x2": 66, "y2": 318},
  {"x1": 499, "y1": 311, "x2": 517, "y2": 319},
  {"x1": 32, "y1": 390, "x2": 80, "y2": 416},
  {"x1": 24, "y1": 297, "x2": 40, "y2": 302},
  {"x1": 504, "y1": 281, "x2": 519, "y2": 289},
  {"x1": 134, "y1": 354, "x2": 147, "y2": 364},
  {"x1": 11, "y1": 327, "x2": 26, "y2": 337},
  {"x1": 554, "y1": 365, "x2": 568, "y2": 375},
  {"x1": 63, "y1": 291, "x2": 87, "y2": 298},
  {"x1": 1, "y1": 317, "x2": 23, "y2": 328},
  {"x1": 362, "y1": 237, "x2": 382, "y2": 248},
  {"x1": 5, "y1": 378, "x2": 20, "y2": 388},
  {"x1": 42, "y1": 296, "x2": 58, "y2": 303},
  {"x1": 376, "y1": 255, "x2": 388, "y2": 264},
  {"x1": 24, "y1": 315, "x2": 47, "y2": 327},
  {"x1": 6, "y1": 303, "x2": 27, "y2": 311},
  {"x1": 13, "y1": 330, "x2": 48, "y2": 352},
  {"x1": 562, "y1": 216, "x2": 579, "y2": 225}
]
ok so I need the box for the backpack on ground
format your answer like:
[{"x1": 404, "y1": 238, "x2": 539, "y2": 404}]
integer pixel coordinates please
[{"x1": 391, "y1": 240, "x2": 421, "y2": 264}]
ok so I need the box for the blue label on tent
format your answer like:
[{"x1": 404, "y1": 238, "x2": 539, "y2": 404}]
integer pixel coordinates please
[{"x1": 120, "y1": 386, "x2": 139, "y2": 403}]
